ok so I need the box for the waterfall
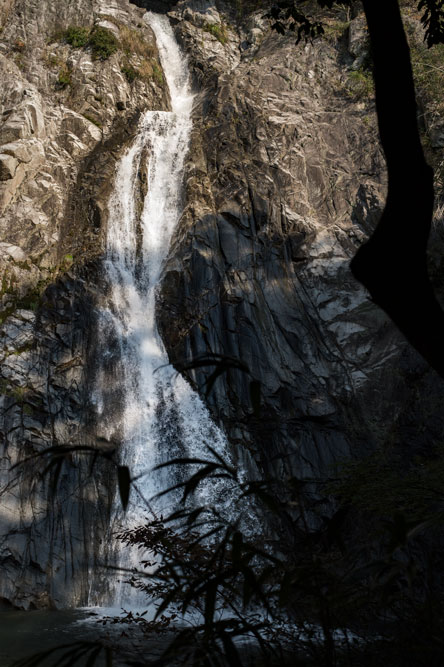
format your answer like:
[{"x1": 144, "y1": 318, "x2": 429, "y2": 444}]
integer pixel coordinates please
[{"x1": 91, "y1": 13, "x2": 231, "y2": 607}]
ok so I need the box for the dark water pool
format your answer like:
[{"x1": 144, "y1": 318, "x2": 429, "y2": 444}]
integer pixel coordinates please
[
  {"x1": 0, "y1": 607, "x2": 160, "y2": 666},
  {"x1": 0, "y1": 607, "x2": 265, "y2": 666}
]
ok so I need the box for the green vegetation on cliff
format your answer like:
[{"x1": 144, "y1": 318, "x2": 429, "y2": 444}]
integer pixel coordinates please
[
  {"x1": 203, "y1": 21, "x2": 229, "y2": 44},
  {"x1": 88, "y1": 26, "x2": 119, "y2": 60},
  {"x1": 346, "y1": 67, "x2": 374, "y2": 99},
  {"x1": 63, "y1": 25, "x2": 89, "y2": 48},
  {"x1": 58, "y1": 24, "x2": 119, "y2": 59},
  {"x1": 52, "y1": 21, "x2": 164, "y2": 86}
]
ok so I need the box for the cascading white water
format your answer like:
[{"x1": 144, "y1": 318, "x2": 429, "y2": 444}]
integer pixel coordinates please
[{"x1": 92, "y1": 13, "x2": 232, "y2": 606}]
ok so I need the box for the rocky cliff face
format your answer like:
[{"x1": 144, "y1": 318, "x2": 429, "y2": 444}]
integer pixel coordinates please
[
  {"x1": 0, "y1": 0, "x2": 169, "y2": 608},
  {"x1": 156, "y1": 0, "x2": 444, "y2": 479},
  {"x1": 2, "y1": 0, "x2": 444, "y2": 610}
]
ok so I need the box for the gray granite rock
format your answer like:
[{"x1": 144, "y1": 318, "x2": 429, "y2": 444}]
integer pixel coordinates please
[
  {"x1": 157, "y1": 3, "x2": 444, "y2": 484},
  {"x1": 0, "y1": 0, "x2": 170, "y2": 609}
]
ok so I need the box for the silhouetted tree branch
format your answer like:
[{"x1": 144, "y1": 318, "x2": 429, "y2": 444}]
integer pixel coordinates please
[
  {"x1": 269, "y1": 0, "x2": 444, "y2": 378},
  {"x1": 350, "y1": 0, "x2": 444, "y2": 379}
]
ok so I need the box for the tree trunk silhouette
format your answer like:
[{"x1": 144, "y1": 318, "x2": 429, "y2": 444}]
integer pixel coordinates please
[{"x1": 350, "y1": 0, "x2": 444, "y2": 378}]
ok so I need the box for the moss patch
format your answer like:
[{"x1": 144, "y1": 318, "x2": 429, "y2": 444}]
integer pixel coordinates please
[
  {"x1": 88, "y1": 26, "x2": 119, "y2": 60},
  {"x1": 57, "y1": 64, "x2": 72, "y2": 89},
  {"x1": 203, "y1": 22, "x2": 229, "y2": 45},
  {"x1": 120, "y1": 56, "x2": 164, "y2": 86},
  {"x1": 53, "y1": 24, "x2": 119, "y2": 60},
  {"x1": 346, "y1": 68, "x2": 374, "y2": 100},
  {"x1": 121, "y1": 63, "x2": 138, "y2": 83},
  {"x1": 48, "y1": 20, "x2": 164, "y2": 84},
  {"x1": 152, "y1": 61, "x2": 163, "y2": 85},
  {"x1": 63, "y1": 26, "x2": 89, "y2": 48}
]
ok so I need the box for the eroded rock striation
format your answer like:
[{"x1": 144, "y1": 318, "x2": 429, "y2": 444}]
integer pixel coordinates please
[{"x1": 157, "y1": 1, "x2": 444, "y2": 479}]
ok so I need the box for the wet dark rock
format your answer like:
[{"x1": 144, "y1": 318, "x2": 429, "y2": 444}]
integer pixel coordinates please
[{"x1": 157, "y1": 2, "x2": 444, "y2": 481}]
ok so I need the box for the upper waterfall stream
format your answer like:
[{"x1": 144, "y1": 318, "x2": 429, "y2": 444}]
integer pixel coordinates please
[{"x1": 92, "y1": 13, "x2": 231, "y2": 607}]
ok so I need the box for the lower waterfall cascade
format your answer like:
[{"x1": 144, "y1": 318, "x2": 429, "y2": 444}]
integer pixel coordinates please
[{"x1": 90, "y1": 13, "x2": 234, "y2": 607}]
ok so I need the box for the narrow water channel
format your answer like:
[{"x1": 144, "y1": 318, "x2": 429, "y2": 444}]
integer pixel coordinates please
[{"x1": 0, "y1": 607, "x2": 172, "y2": 666}]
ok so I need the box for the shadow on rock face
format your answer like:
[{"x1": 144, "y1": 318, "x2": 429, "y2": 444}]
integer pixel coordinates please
[
  {"x1": 0, "y1": 270, "x2": 117, "y2": 610},
  {"x1": 157, "y1": 206, "x2": 444, "y2": 485}
]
